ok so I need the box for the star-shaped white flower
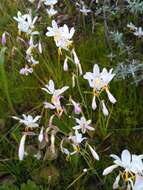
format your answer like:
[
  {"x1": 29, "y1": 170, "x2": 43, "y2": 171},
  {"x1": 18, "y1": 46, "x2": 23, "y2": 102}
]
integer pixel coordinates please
[
  {"x1": 46, "y1": 20, "x2": 75, "y2": 51},
  {"x1": 42, "y1": 80, "x2": 69, "y2": 115},
  {"x1": 42, "y1": 79, "x2": 69, "y2": 97},
  {"x1": 12, "y1": 114, "x2": 41, "y2": 128},
  {"x1": 73, "y1": 116, "x2": 94, "y2": 134},
  {"x1": 83, "y1": 64, "x2": 116, "y2": 114},
  {"x1": 13, "y1": 11, "x2": 38, "y2": 35},
  {"x1": 69, "y1": 130, "x2": 86, "y2": 146}
]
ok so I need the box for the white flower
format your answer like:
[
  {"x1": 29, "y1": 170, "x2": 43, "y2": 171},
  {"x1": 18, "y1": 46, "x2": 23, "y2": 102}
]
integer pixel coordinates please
[
  {"x1": 131, "y1": 154, "x2": 143, "y2": 175},
  {"x1": 44, "y1": 0, "x2": 58, "y2": 6},
  {"x1": 80, "y1": 5, "x2": 91, "y2": 16},
  {"x1": 46, "y1": 20, "x2": 59, "y2": 38},
  {"x1": 70, "y1": 98, "x2": 81, "y2": 115},
  {"x1": 84, "y1": 64, "x2": 115, "y2": 92},
  {"x1": 12, "y1": 114, "x2": 41, "y2": 128},
  {"x1": 20, "y1": 65, "x2": 33, "y2": 75},
  {"x1": 76, "y1": 1, "x2": 91, "y2": 16},
  {"x1": 46, "y1": 7, "x2": 57, "y2": 17},
  {"x1": 44, "y1": 101, "x2": 56, "y2": 110},
  {"x1": 103, "y1": 149, "x2": 143, "y2": 189},
  {"x1": 131, "y1": 175, "x2": 143, "y2": 190},
  {"x1": 69, "y1": 130, "x2": 86, "y2": 145},
  {"x1": 44, "y1": 97, "x2": 63, "y2": 115},
  {"x1": 13, "y1": 11, "x2": 38, "y2": 35},
  {"x1": 73, "y1": 116, "x2": 94, "y2": 134},
  {"x1": 28, "y1": 0, "x2": 36, "y2": 3},
  {"x1": 83, "y1": 64, "x2": 116, "y2": 114},
  {"x1": 105, "y1": 150, "x2": 133, "y2": 174},
  {"x1": 18, "y1": 134, "x2": 27, "y2": 160},
  {"x1": 103, "y1": 150, "x2": 133, "y2": 176},
  {"x1": 42, "y1": 80, "x2": 69, "y2": 96},
  {"x1": 134, "y1": 27, "x2": 143, "y2": 38},
  {"x1": 100, "y1": 67, "x2": 115, "y2": 87},
  {"x1": 127, "y1": 22, "x2": 143, "y2": 38},
  {"x1": 83, "y1": 64, "x2": 103, "y2": 91},
  {"x1": 127, "y1": 22, "x2": 137, "y2": 31},
  {"x1": 42, "y1": 80, "x2": 69, "y2": 115},
  {"x1": 46, "y1": 20, "x2": 75, "y2": 50}
]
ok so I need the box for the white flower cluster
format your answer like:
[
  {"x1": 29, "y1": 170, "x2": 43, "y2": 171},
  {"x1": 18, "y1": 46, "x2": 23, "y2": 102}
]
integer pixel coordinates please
[
  {"x1": 42, "y1": 79, "x2": 69, "y2": 116},
  {"x1": 76, "y1": 1, "x2": 91, "y2": 16},
  {"x1": 13, "y1": 11, "x2": 41, "y2": 75},
  {"x1": 44, "y1": 0, "x2": 58, "y2": 17},
  {"x1": 46, "y1": 20, "x2": 82, "y2": 75},
  {"x1": 127, "y1": 22, "x2": 143, "y2": 38},
  {"x1": 84, "y1": 64, "x2": 116, "y2": 116},
  {"x1": 103, "y1": 149, "x2": 143, "y2": 189},
  {"x1": 11, "y1": 3, "x2": 141, "y2": 190}
]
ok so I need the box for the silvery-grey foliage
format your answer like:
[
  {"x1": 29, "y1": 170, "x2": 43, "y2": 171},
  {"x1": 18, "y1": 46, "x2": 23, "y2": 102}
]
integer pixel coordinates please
[
  {"x1": 110, "y1": 31, "x2": 124, "y2": 49},
  {"x1": 127, "y1": 0, "x2": 143, "y2": 14},
  {"x1": 115, "y1": 59, "x2": 143, "y2": 85}
]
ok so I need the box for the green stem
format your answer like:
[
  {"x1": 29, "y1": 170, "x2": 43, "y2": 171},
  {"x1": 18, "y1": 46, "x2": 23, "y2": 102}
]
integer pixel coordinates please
[
  {"x1": 76, "y1": 75, "x2": 90, "y2": 118},
  {"x1": 0, "y1": 47, "x2": 16, "y2": 114}
]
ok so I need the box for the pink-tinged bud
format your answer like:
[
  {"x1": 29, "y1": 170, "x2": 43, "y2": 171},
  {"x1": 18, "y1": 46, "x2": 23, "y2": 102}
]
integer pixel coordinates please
[
  {"x1": 92, "y1": 96, "x2": 97, "y2": 110},
  {"x1": 2, "y1": 32, "x2": 6, "y2": 46},
  {"x1": 19, "y1": 65, "x2": 33, "y2": 76},
  {"x1": 74, "y1": 103, "x2": 81, "y2": 114},
  {"x1": 106, "y1": 89, "x2": 116, "y2": 104},
  {"x1": 70, "y1": 98, "x2": 81, "y2": 114},
  {"x1": 101, "y1": 100, "x2": 109, "y2": 116}
]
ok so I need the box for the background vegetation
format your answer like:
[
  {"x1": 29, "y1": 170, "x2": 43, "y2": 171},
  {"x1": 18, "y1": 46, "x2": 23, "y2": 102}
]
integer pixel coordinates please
[{"x1": 0, "y1": 0, "x2": 143, "y2": 189}]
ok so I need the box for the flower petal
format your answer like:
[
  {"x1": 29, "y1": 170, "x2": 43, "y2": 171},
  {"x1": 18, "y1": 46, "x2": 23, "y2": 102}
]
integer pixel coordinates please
[
  {"x1": 18, "y1": 134, "x2": 27, "y2": 160},
  {"x1": 103, "y1": 165, "x2": 118, "y2": 176},
  {"x1": 121, "y1": 149, "x2": 131, "y2": 166},
  {"x1": 113, "y1": 174, "x2": 120, "y2": 189}
]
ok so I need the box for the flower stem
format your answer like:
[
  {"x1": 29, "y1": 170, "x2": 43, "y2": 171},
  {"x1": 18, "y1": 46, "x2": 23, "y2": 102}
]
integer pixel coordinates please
[{"x1": 0, "y1": 47, "x2": 16, "y2": 114}]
